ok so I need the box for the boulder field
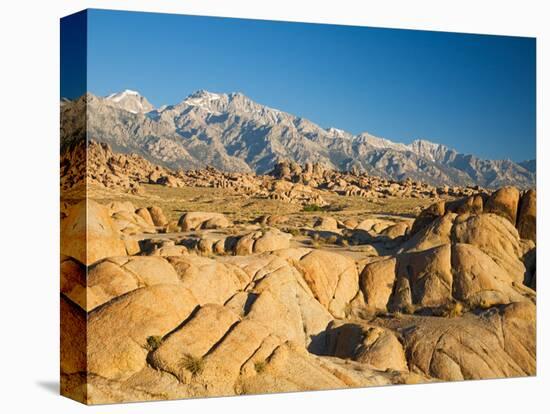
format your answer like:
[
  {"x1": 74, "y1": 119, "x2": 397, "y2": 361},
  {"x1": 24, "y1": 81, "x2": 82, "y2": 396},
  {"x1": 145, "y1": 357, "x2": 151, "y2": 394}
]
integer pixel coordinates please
[
  {"x1": 60, "y1": 187, "x2": 536, "y2": 404},
  {"x1": 64, "y1": 140, "x2": 485, "y2": 205}
]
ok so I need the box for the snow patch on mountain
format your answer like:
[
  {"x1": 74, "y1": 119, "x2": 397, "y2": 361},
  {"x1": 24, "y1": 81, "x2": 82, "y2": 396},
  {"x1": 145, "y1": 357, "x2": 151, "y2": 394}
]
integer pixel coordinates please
[
  {"x1": 65, "y1": 89, "x2": 535, "y2": 188},
  {"x1": 104, "y1": 89, "x2": 154, "y2": 114}
]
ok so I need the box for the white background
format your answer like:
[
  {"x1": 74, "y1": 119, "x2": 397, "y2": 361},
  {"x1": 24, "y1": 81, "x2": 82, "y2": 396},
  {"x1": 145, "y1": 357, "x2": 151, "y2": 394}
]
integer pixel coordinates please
[{"x1": 0, "y1": 0, "x2": 547, "y2": 412}]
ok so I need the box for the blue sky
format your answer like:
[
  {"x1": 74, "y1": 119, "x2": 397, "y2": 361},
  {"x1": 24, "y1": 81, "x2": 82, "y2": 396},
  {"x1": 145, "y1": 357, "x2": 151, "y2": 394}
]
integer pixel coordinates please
[{"x1": 68, "y1": 9, "x2": 536, "y2": 161}]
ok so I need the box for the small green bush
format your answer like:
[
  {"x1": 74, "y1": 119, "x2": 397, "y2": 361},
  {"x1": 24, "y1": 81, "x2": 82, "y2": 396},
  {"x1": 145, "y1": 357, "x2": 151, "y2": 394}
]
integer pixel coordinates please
[
  {"x1": 146, "y1": 335, "x2": 163, "y2": 351},
  {"x1": 302, "y1": 204, "x2": 323, "y2": 212},
  {"x1": 254, "y1": 361, "x2": 267, "y2": 373},
  {"x1": 288, "y1": 228, "x2": 302, "y2": 237}
]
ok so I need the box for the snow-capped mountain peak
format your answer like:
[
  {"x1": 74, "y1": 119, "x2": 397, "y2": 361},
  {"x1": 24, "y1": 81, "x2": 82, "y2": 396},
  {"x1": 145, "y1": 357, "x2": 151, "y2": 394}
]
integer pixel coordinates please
[
  {"x1": 67, "y1": 89, "x2": 535, "y2": 188},
  {"x1": 326, "y1": 127, "x2": 351, "y2": 139},
  {"x1": 178, "y1": 90, "x2": 286, "y2": 123},
  {"x1": 107, "y1": 89, "x2": 140, "y2": 101},
  {"x1": 105, "y1": 89, "x2": 154, "y2": 114},
  {"x1": 183, "y1": 90, "x2": 223, "y2": 109}
]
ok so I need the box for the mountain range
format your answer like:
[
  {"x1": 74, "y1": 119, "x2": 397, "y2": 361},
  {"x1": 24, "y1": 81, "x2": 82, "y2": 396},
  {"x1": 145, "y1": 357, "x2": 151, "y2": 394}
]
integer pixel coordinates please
[{"x1": 60, "y1": 89, "x2": 535, "y2": 188}]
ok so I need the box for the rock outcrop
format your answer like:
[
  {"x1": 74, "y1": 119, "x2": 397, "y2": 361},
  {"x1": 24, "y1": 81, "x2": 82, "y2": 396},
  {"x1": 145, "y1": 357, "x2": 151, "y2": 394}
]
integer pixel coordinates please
[
  {"x1": 60, "y1": 200, "x2": 170, "y2": 265},
  {"x1": 63, "y1": 139, "x2": 489, "y2": 206},
  {"x1": 369, "y1": 301, "x2": 536, "y2": 381},
  {"x1": 62, "y1": 90, "x2": 535, "y2": 188},
  {"x1": 178, "y1": 211, "x2": 232, "y2": 231},
  {"x1": 61, "y1": 200, "x2": 128, "y2": 265},
  {"x1": 60, "y1": 185, "x2": 536, "y2": 404},
  {"x1": 360, "y1": 190, "x2": 536, "y2": 313},
  {"x1": 409, "y1": 187, "x2": 536, "y2": 242}
]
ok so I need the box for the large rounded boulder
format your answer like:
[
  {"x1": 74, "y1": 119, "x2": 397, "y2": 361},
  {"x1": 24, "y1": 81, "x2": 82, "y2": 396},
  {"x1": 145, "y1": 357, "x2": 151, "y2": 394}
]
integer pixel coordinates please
[{"x1": 483, "y1": 186, "x2": 520, "y2": 224}]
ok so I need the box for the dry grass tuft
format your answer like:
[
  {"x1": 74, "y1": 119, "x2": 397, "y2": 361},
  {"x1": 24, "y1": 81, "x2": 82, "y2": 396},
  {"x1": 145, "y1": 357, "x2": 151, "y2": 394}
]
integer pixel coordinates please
[{"x1": 180, "y1": 354, "x2": 205, "y2": 376}]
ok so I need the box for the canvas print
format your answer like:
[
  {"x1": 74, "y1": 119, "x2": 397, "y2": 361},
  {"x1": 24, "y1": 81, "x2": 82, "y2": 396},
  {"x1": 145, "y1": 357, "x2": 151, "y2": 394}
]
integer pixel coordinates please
[{"x1": 60, "y1": 9, "x2": 536, "y2": 405}]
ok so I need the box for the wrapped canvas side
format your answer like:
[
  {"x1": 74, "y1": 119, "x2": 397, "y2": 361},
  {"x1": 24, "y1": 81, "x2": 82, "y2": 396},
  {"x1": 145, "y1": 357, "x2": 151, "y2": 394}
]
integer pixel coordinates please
[{"x1": 60, "y1": 10, "x2": 88, "y2": 404}]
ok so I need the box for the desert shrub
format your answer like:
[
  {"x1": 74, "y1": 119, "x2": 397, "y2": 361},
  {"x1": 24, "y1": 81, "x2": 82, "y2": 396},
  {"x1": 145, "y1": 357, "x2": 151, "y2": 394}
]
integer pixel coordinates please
[
  {"x1": 326, "y1": 235, "x2": 339, "y2": 244},
  {"x1": 254, "y1": 361, "x2": 267, "y2": 373},
  {"x1": 146, "y1": 335, "x2": 163, "y2": 351},
  {"x1": 344, "y1": 302, "x2": 353, "y2": 318},
  {"x1": 310, "y1": 233, "x2": 324, "y2": 248},
  {"x1": 287, "y1": 228, "x2": 302, "y2": 237},
  {"x1": 478, "y1": 298, "x2": 493, "y2": 310},
  {"x1": 303, "y1": 204, "x2": 323, "y2": 212},
  {"x1": 338, "y1": 238, "x2": 350, "y2": 247},
  {"x1": 443, "y1": 302, "x2": 464, "y2": 318},
  {"x1": 180, "y1": 353, "x2": 205, "y2": 376}
]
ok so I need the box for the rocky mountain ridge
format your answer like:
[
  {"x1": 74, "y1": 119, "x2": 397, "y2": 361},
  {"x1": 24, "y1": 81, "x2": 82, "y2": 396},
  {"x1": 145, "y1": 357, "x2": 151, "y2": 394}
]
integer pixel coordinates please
[
  {"x1": 62, "y1": 140, "x2": 485, "y2": 206},
  {"x1": 60, "y1": 90, "x2": 535, "y2": 188}
]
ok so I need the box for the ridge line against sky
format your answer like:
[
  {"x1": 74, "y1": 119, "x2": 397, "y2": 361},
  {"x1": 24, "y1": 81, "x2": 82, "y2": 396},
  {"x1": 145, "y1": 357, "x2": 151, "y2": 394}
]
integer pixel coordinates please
[
  {"x1": 84, "y1": 87, "x2": 531, "y2": 164},
  {"x1": 62, "y1": 9, "x2": 536, "y2": 161}
]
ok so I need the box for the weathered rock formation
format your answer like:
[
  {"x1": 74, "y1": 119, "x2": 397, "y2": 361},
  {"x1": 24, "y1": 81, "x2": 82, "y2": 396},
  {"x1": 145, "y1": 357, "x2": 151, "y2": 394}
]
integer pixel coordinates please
[
  {"x1": 409, "y1": 187, "x2": 536, "y2": 242},
  {"x1": 60, "y1": 187, "x2": 536, "y2": 404},
  {"x1": 62, "y1": 141, "x2": 491, "y2": 206}
]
